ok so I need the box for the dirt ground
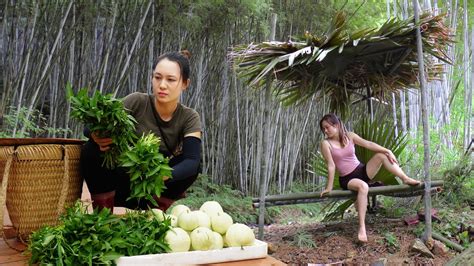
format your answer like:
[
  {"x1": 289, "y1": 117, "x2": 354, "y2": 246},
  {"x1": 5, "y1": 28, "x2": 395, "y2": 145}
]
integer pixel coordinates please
[{"x1": 261, "y1": 216, "x2": 455, "y2": 265}]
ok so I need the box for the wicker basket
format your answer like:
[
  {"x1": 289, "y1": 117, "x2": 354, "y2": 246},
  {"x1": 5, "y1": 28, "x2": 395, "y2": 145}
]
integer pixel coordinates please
[{"x1": 0, "y1": 138, "x2": 84, "y2": 239}]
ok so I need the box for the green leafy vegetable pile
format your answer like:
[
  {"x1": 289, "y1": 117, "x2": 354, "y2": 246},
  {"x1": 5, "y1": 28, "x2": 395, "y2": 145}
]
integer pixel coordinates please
[
  {"x1": 66, "y1": 85, "x2": 137, "y2": 169},
  {"x1": 28, "y1": 202, "x2": 171, "y2": 265},
  {"x1": 120, "y1": 134, "x2": 173, "y2": 204}
]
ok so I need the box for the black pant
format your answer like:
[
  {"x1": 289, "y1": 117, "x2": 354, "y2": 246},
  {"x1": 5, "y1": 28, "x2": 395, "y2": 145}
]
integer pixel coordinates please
[{"x1": 79, "y1": 140, "x2": 197, "y2": 209}]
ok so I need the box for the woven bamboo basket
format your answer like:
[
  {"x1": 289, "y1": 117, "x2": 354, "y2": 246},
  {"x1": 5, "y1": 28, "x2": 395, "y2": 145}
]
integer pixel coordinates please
[{"x1": 0, "y1": 138, "x2": 84, "y2": 239}]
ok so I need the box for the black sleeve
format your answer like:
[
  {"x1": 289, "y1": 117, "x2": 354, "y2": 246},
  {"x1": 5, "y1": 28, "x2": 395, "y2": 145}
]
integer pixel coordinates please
[{"x1": 169, "y1": 136, "x2": 201, "y2": 181}]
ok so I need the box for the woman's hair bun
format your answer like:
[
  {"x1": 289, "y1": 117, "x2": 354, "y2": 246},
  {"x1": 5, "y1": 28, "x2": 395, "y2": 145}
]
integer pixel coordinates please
[{"x1": 180, "y1": 50, "x2": 191, "y2": 59}]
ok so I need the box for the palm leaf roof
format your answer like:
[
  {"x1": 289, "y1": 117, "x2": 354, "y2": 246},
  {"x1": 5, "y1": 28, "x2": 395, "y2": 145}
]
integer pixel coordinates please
[{"x1": 229, "y1": 12, "x2": 453, "y2": 116}]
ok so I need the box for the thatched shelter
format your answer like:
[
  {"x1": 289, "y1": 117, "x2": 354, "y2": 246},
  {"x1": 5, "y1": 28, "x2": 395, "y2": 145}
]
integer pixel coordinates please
[{"x1": 229, "y1": 12, "x2": 453, "y2": 118}]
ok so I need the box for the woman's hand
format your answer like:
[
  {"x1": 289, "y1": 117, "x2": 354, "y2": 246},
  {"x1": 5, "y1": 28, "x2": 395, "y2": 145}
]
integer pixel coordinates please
[
  {"x1": 385, "y1": 150, "x2": 398, "y2": 164},
  {"x1": 91, "y1": 131, "x2": 113, "y2": 152},
  {"x1": 320, "y1": 188, "x2": 332, "y2": 197}
]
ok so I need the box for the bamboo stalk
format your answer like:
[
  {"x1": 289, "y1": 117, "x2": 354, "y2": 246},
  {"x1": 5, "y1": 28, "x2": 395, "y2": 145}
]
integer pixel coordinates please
[
  {"x1": 252, "y1": 180, "x2": 443, "y2": 203},
  {"x1": 113, "y1": 0, "x2": 152, "y2": 97},
  {"x1": 257, "y1": 13, "x2": 277, "y2": 240},
  {"x1": 63, "y1": 3, "x2": 75, "y2": 138},
  {"x1": 21, "y1": 0, "x2": 74, "y2": 136},
  {"x1": 253, "y1": 187, "x2": 442, "y2": 208},
  {"x1": 12, "y1": 2, "x2": 38, "y2": 136},
  {"x1": 446, "y1": 243, "x2": 473, "y2": 266},
  {"x1": 463, "y1": 0, "x2": 471, "y2": 149},
  {"x1": 387, "y1": 186, "x2": 442, "y2": 198},
  {"x1": 414, "y1": 0, "x2": 433, "y2": 243},
  {"x1": 432, "y1": 231, "x2": 465, "y2": 252},
  {"x1": 98, "y1": 1, "x2": 117, "y2": 94}
]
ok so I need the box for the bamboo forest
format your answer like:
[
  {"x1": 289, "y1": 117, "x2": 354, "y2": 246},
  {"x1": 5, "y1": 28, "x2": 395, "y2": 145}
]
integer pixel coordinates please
[{"x1": 0, "y1": 0, "x2": 473, "y2": 265}]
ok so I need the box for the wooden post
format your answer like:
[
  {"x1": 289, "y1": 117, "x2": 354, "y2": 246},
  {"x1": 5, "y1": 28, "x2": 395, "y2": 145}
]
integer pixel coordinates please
[
  {"x1": 257, "y1": 13, "x2": 277, "y2": 240},
  {"x1": 413, "y1": 0, "x2": 432, "y2": 243},
  {"x1": 366, "y1": 86, "x2": 374, "y2": 122}
]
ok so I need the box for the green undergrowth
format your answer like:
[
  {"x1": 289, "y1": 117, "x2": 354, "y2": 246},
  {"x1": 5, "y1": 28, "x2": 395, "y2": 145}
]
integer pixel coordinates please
[
  {"x1": 439, "y1": 155, "x2": 474, "y2": 207},
  {"x1": 377, "y1": 196, "x2": 419, "y2": 218},
  {"x1": 265, "y1": 180, "x2": 326, "y2": 224},
  {"x1": 179, "y1": 171, "x2": 472, "y2": 236},
  {"x1": 412, "y1": 206, "x2": 473, "y2": 248}
]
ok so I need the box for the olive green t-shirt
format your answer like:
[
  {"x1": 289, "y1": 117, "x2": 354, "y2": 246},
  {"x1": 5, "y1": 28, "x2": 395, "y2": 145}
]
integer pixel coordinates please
[{"x1": 123, "y1": 92, "x2": 201, "y2": 157}]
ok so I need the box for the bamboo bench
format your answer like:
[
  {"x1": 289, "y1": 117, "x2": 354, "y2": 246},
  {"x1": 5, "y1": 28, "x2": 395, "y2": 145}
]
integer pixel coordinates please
[
  {"x1": 252, "y1": 180, "x2": 443, "y2": 208},
  {"x1": 252, "y1": 181, "x2": 444, "y2": 237}
]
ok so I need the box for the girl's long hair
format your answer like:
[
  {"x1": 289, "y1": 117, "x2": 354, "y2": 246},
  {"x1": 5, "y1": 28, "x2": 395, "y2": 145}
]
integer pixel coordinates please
[{"x1": 319, "y1": 113, "x2": 349, "y2": 147}]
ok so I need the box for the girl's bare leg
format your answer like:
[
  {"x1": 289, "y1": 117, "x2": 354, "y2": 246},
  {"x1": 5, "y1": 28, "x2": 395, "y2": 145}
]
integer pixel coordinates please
[
  {"x1": 366, "y1": 153, "x2": 420, "y2": 185},
  {"x1": 347, "y1": 178, "x2": 369, "y2": 242}
]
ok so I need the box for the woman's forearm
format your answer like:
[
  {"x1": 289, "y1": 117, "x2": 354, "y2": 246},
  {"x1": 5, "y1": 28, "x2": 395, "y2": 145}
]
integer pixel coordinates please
[
  {"x1": 326, "y1": 167, "x2": 335, "y2": 190},
  {"x1": 169, "y1": 136, "x2": 201, "y2": 181},
  {"x1": 367, "y1": 141, "x2": 390, "y2": 153}
]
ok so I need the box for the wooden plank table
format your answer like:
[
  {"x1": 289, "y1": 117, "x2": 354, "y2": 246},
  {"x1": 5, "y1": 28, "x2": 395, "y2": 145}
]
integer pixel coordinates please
[
  {"x1": 207, "y1": 256, "x2": 286, "y2": 265},
  {"x1": 0, "y1": 236, "x2": 28, "y2": 265}
]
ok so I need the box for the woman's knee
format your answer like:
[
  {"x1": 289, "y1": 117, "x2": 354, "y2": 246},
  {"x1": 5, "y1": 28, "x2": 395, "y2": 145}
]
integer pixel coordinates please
[
  {"x1": 356, "y1": 182, "x2": 369, "y2": 195},
  {"x1": 359, "y1": 182, "x2": 369, "y2": 193},
  {"x1": 374, "y1": 152, "x2": 386, "y2": 161},
  {"x1": 349, "y1": 179, "x2": 369, "y2": 194}
]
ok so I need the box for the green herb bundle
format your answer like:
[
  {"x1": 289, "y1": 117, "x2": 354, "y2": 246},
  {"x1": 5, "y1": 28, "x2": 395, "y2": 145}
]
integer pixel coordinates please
[
  {"x1": 120, "y1": 134, "x2": 173, "y2": 206},
  {"x1": 28, "y1": 202, "x2": 171, "y2": 265},
  {"x1": 67, "y1": 86, "x2": 173, "y2": 204},
  {"x1": 66, "y1": 85, "x2": 137, "y2": 169}
]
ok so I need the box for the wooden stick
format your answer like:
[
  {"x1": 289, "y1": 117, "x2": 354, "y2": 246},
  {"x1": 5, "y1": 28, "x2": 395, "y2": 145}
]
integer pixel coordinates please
[{"x1": 432, "y1": 231, "x2": 465, "y2": 252}]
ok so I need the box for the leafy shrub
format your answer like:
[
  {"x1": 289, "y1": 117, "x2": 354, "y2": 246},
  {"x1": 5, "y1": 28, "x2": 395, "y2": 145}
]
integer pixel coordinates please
[
  {"x1": 381, "y1": 231, "x2": 399, "y2": 253},
  {"x1": 441, "y1": 155, "x2": 473, "y2": 207}
]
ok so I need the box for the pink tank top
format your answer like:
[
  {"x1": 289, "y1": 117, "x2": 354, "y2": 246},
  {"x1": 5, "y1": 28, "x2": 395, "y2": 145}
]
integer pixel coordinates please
[{"x1": 328, "y1": 137, "x2": 361, "y2": 176}]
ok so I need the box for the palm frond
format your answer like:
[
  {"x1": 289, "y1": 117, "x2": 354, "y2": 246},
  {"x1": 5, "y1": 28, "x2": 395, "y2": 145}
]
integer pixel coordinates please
[
  {"x1": 229, "y1": 11, "x2": 454, "y2": 114},
  {"x1": 354, "y1": 116, "x2": 408, "y2": 185}
]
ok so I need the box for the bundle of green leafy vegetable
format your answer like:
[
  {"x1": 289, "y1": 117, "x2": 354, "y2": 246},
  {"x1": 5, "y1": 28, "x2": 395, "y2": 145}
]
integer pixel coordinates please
[
  {"x1": 120, "y1": 134, "x2": 173, "y2": 204},
  {"x1": 66, "y1": 85, "x2": 137, "y2": 169},
  {"x1": 28, "y1": 202, "x2": 171, "y2": 265},
  {"x1": 67, "y1": 86, "x2": 171, "y2": 202}
]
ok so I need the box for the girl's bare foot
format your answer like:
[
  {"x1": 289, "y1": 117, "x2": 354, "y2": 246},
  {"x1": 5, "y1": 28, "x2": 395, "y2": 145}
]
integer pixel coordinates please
[
  {"x1": 402, "y1": 177, "x2": 421, "y2": 186},
  {"x1": 358, "y1": 228, "x2": 368, "y2": 243}
]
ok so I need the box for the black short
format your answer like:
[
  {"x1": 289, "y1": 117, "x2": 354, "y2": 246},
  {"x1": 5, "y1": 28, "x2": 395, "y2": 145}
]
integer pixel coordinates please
[{"x1": 339, "y1": 163, "x2": 371, "y2": 190}]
